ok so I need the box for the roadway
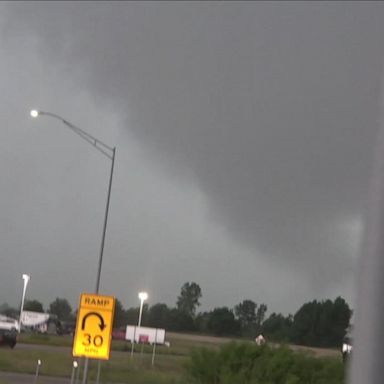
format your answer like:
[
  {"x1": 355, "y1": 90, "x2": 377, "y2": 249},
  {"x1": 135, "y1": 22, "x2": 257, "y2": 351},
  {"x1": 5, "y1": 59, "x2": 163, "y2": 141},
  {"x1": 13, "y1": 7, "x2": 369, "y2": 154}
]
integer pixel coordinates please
[{"x1": 0, "y1": 371, "x2": 74, "y2": 384}]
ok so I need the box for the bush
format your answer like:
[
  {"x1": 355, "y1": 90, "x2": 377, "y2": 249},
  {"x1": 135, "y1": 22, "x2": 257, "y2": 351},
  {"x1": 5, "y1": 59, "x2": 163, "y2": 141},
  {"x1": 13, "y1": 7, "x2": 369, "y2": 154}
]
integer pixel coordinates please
[{"x1": 186, "y1": 342, "x2": 344, "y2": 384}]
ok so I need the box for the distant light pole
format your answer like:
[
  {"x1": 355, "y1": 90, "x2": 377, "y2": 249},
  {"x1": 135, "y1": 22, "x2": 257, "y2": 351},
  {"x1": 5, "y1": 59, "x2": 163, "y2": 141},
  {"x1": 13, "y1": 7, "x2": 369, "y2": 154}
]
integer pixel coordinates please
[
  {"x1": 30, "y1": 109, "x2": 116, "y2": 384},
  {"x1": 34, "y1": 359, "x2": 41, "y2": 384},
  {"x1": 70, "y1": 361, "x2": 79, "y2": 384},
  {"x1": 138, "y1": 292, "x2": 148, "y2": 328},
  {"x1": 131, "y1": 291, "x2": 148, "y2": 357},
  {"x1": 19, "y1": 274, "x2": 30, "y2": 333}
]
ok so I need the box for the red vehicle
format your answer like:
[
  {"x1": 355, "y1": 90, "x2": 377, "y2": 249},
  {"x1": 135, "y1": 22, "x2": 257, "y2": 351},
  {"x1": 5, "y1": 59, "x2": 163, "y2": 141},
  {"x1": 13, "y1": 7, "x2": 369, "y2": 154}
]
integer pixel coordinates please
[{"x1": 112, "y1": 327, "x2": 126, "y2": 340}]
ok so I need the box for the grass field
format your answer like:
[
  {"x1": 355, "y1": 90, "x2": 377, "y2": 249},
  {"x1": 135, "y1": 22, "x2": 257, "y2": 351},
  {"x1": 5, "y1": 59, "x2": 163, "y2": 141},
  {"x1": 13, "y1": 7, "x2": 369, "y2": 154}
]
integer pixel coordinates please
[
  {"x1": 0, "y1": 346, "x2": 187, "y2": 383},
  {"x1": 0, "y1": 348, "x2": 186, "y2": 383},
  {"x1": 0, "y1": 332, "x2": 228, "y2": 383},
  {"x1": 0, "y1": 332, "x2": 341, "y2": 383},
  {"x1": 17, "y1": 332, "x2": 230, "y2": 353}
]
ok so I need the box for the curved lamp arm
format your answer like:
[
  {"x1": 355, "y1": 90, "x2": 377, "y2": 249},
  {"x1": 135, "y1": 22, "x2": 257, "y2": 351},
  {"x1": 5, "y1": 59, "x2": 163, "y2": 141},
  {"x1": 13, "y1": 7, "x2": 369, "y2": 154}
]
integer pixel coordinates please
[
  {"x1": 29, "y1": 109, "x2": 116, "y2": 294},
  {"x1": 30, "y1": 110, "x2": 114, "y2": 159}
]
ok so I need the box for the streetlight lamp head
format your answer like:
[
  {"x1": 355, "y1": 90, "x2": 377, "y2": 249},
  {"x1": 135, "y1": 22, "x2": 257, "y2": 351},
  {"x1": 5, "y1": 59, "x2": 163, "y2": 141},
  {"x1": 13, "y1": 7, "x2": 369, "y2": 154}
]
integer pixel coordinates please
[
  {"x1": 73, "y1": 361, "x2": 78, "y2": 368},
  {"x1": 138, "y1": 292, "x2": 148, "y2": 301},
  {"x1": 30, "y1": 110, "x2": 39, "y2": 118},
  {"x1": 22, "y1": 274, "x2": 30, "y2": 282}
]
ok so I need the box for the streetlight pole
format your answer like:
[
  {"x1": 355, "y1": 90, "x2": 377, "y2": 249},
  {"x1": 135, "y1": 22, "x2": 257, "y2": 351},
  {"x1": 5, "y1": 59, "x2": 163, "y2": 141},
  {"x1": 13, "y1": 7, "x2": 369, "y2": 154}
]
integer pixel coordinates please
[
  {"x1": 131, "y1": 291, "x2": 148, "y2": 357},
  {"x1": 19, "y1": 274, "x2": 30, "y2": 333},
  {"x1": 95, "y1": 146, "x2": 115, "y2": 293},
  {"x1": 138, "y1": 291, "x2": 148, "y2": 328},
  {"x1": 30, "y1": 110, "x2": 116, "y2": 384}
]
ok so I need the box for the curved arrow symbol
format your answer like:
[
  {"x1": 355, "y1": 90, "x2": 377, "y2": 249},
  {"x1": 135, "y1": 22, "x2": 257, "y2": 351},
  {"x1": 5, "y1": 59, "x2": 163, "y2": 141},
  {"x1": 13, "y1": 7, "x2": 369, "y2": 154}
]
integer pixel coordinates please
[{"x1": 81, "y1": 312, "x2": 106, "y2": 331}]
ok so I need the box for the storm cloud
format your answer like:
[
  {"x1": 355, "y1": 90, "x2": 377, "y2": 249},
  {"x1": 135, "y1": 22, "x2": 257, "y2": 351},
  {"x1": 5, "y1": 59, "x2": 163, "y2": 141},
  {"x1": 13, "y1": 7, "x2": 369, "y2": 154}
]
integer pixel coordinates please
[{"x1": 1, "y1": 2, "x2": 384, "y2": 314}]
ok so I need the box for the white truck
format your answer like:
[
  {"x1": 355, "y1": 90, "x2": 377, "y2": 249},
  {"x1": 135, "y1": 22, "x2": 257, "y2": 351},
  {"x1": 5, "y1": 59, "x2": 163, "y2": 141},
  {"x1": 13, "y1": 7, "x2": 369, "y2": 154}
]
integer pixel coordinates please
[
  {"x1": 125, "y1": 325, "x2": 166, "y2": 345},
  {"x1": 0, "y1": 315, "x2": 19, "y2": 332},
  {"x1": 20, "y1": 311, "x2": 51, "y2": 332}
]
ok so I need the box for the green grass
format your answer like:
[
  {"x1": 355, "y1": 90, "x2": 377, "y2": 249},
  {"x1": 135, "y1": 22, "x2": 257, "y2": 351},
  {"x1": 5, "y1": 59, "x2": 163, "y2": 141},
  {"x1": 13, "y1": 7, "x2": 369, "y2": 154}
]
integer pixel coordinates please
[
  {"x1": 18, "y1": 333, "x2": 73, "y2": 347},
  {"x1": 0, "y1": 333, "x2": 215, "y2": 384},
  {"x1": 1, "y1": 332, "x2": 217, "y2": 383},
  {"x1": 17, "y1": 333, "x2": 224, "y2": 356},
  {"x1": 186, "y1": 342, "x2": 345, "y2": 384},
  {"x1": 0, "y1": 347, "x2": 187, "y2": 383},
  {"x1": 0, "y1": 333, "x2": 342, "y2": 383}
]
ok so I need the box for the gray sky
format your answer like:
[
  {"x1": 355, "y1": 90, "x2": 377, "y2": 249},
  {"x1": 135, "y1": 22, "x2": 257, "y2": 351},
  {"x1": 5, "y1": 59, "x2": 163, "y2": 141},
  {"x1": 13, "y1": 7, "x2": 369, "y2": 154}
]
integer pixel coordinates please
[{"x1": 1, "y1": 2, "x2": 384, "y2": 315}]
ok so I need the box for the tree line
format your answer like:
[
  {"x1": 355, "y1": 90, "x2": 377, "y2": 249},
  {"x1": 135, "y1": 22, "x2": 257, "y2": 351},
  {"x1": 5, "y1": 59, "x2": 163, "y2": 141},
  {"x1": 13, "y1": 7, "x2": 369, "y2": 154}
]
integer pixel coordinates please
[{"x1": 0, "y1": 281, "x2": 352, "y2": 348}]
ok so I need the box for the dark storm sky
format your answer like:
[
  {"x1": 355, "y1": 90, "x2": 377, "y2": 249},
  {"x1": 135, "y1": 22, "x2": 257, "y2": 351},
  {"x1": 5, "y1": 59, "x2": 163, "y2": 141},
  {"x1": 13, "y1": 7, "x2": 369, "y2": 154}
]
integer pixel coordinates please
[{"x1": 1, "y1": 2, "x2": 384, "y2": 315}]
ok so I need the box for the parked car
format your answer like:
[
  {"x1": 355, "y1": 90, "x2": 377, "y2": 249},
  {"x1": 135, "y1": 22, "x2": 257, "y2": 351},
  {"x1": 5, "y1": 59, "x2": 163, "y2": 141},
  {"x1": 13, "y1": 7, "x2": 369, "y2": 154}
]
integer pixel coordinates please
[
  {"x1": 0, "y1": 328, "x2": 17, "y2": 348},
  {"x1": 0, "y1": 315, "x2": 18, "y2": 348}
]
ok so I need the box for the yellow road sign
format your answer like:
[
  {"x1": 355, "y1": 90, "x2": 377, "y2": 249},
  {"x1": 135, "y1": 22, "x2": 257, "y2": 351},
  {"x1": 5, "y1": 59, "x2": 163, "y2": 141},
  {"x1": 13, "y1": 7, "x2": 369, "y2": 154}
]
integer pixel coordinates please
[{"x1": 72, "y1": 293, "x2": 115, "y2": 360}]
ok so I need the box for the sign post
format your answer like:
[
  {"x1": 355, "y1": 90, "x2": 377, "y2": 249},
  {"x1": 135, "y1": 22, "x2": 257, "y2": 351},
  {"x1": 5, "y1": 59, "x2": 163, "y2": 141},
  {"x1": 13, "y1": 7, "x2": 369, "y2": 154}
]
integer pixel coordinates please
[
  {"x1": 151, "y1": 328, "x2": 158, "y2": 366},
  {"x1": 73, "y1": 293, "x2": 115, "y2": 361}
]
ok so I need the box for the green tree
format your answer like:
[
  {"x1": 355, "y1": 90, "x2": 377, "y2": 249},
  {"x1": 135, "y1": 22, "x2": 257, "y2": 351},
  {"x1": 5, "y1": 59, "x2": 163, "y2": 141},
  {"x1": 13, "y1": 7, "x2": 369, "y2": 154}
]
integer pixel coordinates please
[
  {"x1": 207, "y1": 307, "x2": 240, "y2": 336},
  {"x1": 125, "y1": 304, "x2": 149, "y2": 326},
  {"x1": 48, "y1": 298, "x2": 72, "y2": 320},
  {"x1": 329, "y1": 297, "x2": 353, "y2": 346},
  {"x1": 176, "y1": 282, "x2": 202, "y2": 317},
  {"x1": 255, "y1": 303, "x2": 268, "y2": 331},
  {"x1": 125, "y1": 307, "x2": 139, "y2": 324},
  {"x1": 291, "y1": 300, "x2": 321, "y2": 346},
  {"x1": 24, "y1": 299, "x2": 44, "y2": 313},
  {"x1": 195, "y1": 311, "x2": 211, "y2": 333},
  {"x1": 262, "y1": 312, "x2": 293, "y2": 341},
  {"x1": 147, "y1": 303, "x2": 171, "y2": 329},
  {"x1": 291, "y1": 297, "x2": 352, "y2": 347},
  {"x1": 234, "y1": 299, "x2": 257, "y2": 329},
  {"x1": 113, "y1": 299, "x2": 126, "y2": 328},
  {"x1": 168, "y1": 308, "x2": 196, "y2": 332},
  {"x1": 0, "y1": 303, "x2": 18, "y2": 319}
]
